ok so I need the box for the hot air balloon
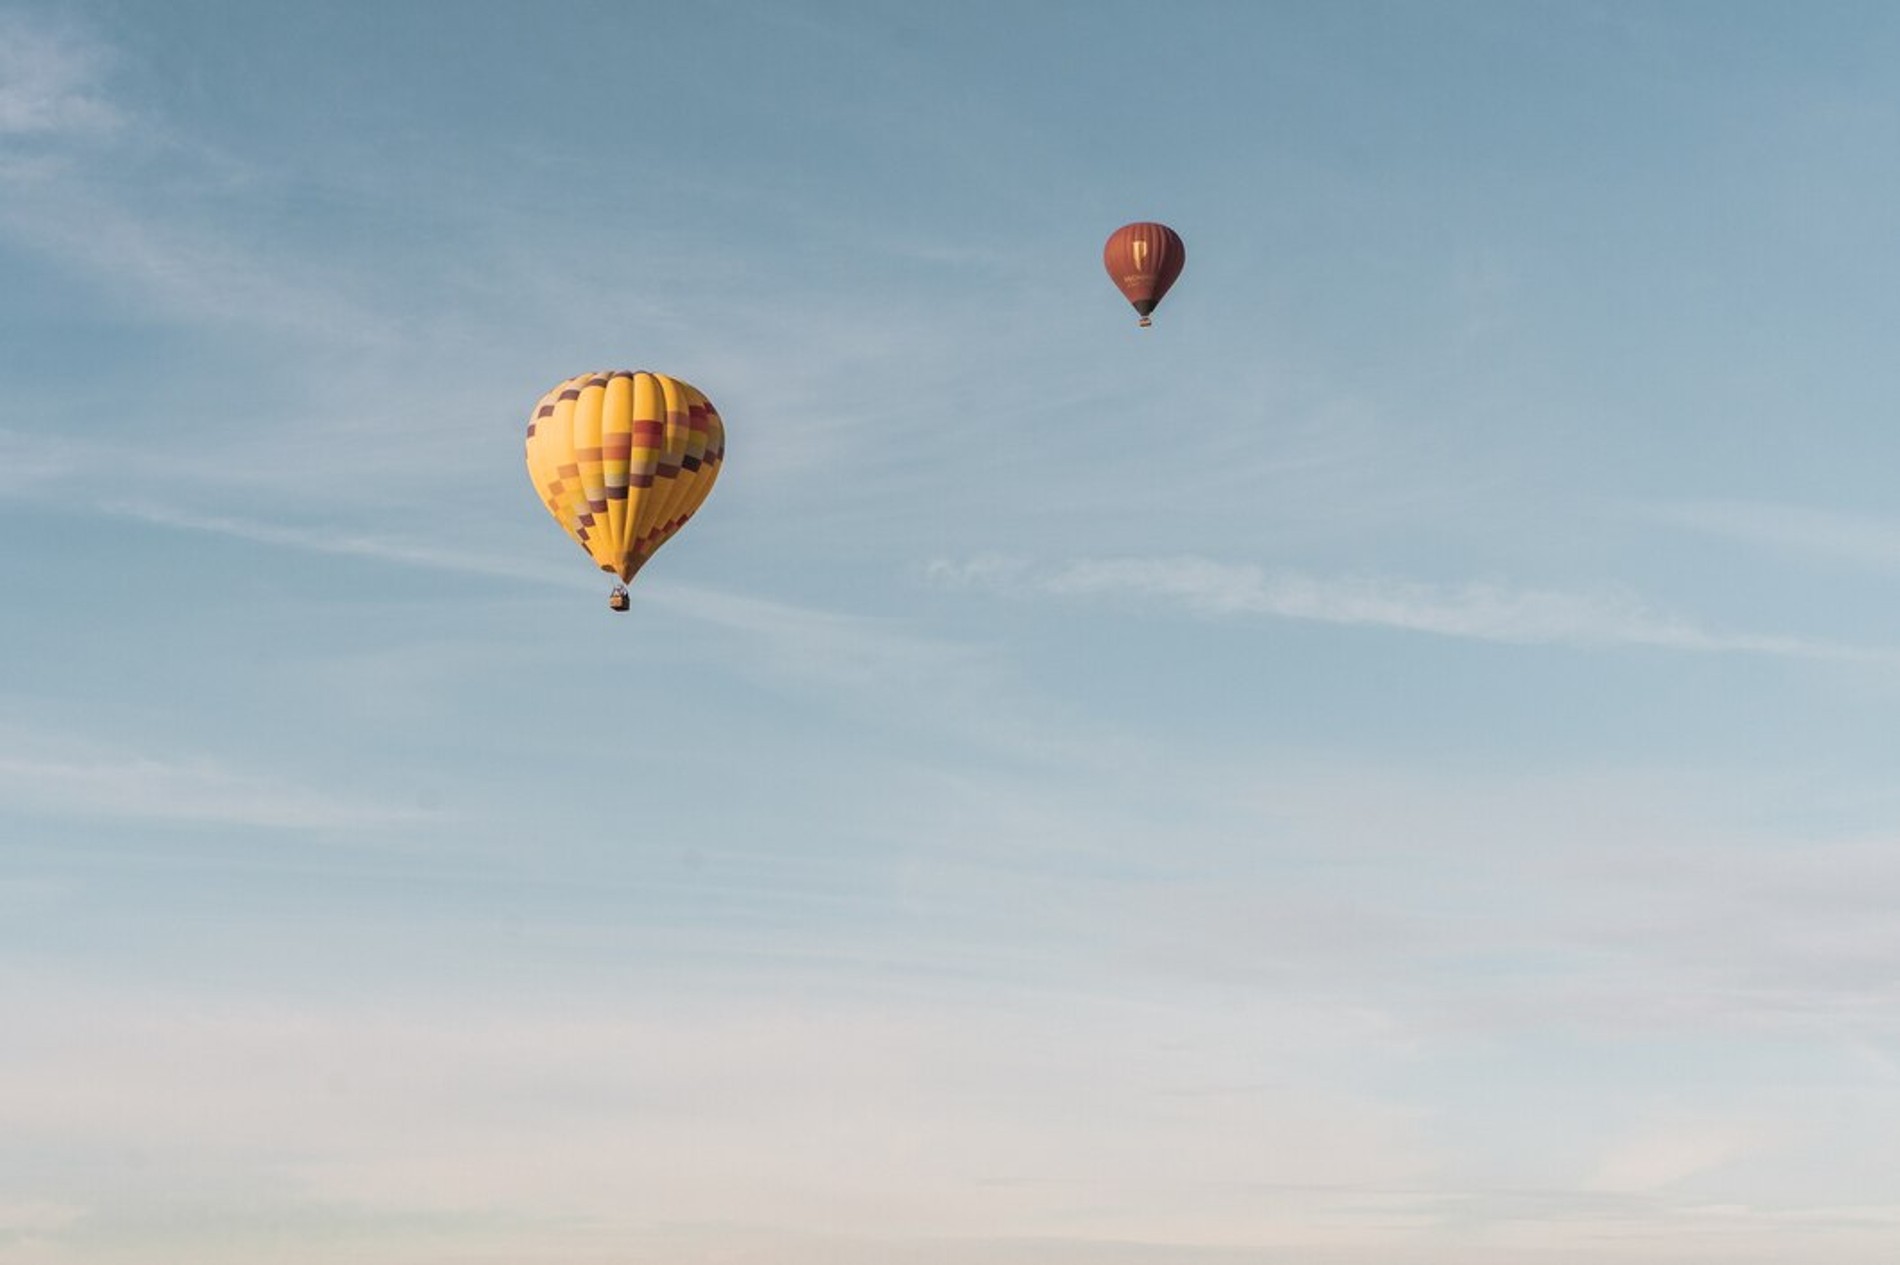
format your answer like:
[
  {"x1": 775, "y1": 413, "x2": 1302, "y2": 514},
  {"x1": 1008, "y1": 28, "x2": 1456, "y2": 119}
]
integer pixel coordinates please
[
  {"x1": 1103, "y1": 221, "x2": 1185, "y2": 327},
  {"x1": 524, "y1": 369, "x2": 726, "y2": 612}
]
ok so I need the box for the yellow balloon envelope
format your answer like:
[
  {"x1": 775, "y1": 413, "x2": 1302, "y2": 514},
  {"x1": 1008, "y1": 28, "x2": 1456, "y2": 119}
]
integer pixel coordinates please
[{"x1": 524, "y1": 370, "x2": 726, "y2": 586}]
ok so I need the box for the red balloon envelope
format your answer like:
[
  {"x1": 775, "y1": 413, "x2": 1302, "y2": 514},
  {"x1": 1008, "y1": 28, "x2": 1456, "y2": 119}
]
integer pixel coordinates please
[{"x1": 1103, "y1": 221, "x2": 1185, "y2": 327}]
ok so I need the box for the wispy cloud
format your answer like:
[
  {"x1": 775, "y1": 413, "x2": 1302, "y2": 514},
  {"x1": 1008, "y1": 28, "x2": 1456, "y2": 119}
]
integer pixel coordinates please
[
  {"x1": 1656, "y1": 498, "x2": 1900, "y2": 572},
  {"x1": 0, "y1": 427, "x2": 78, "y2": 494},
  {"x1": 1589, "y1": 1119, "x2": 1766, "y2": 1193},
  {"x1": 95, "y1": 502, "x2": 1109, "y2": 768},
  {"x1": 649, "y1": 580, "x2": 1140, "y2": 769},
  {"x1": 0, "y1": 14, "x2": 397, "y2": 345},
  {"x1": 659, "y1": 582, "x2": 986, "y2": 688},
  {"x1": 0, "y1": 729, "x2": 425, "y2": 831},
  {"x1": 926, "y1": 554, "x2": 1883, "y2": 660},
  {"x1": 0, "y1": 1198, "x2": 82, "y2": 1240},
  {"x1": 0, "y1": 15, "x2": 117, "y2": 137},
  {"x1": 103, "y1": 499, "x2": 987, "y2": 682},
  {"x1": 111, "y1": 501, "x2": 561, "y2": 585},
  {"x1": 0, "y1": 168, "x2": 400, "y2": 343}
]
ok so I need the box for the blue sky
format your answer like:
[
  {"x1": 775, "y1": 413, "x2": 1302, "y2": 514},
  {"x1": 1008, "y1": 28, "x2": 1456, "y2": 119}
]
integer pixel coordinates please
[{"x1": 6, "y1": 2, "x2": 1900, "y2": 1261}]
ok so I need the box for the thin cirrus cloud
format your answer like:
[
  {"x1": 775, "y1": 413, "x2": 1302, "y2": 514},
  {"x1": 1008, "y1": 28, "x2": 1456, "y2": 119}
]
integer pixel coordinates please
[
  {"x1": 0, "y1": 16, "x2": 117, "y2": 137},
  {"x1": 0, "y1": 729, "x2": 426, "y2": 832},
  {"x1": 1654, "y1": 498, "x2": 1900, "y2": 572},
  {"x1": 0, "y1": 152, "x2": 402, "y2": 346},
  {"x1": 98, "y1": 501, "x2": 1081, "y2": 761},
  {"x1": 926, "y1": 554, "x2": 1884, "y2": 660},
  {"x1": 0, "y1": 16, "x2": 397, "y2": 345},
  {"x1": 1587, "y1": 1120, "x2": 1766, "y2": 1194},
  {"x1": 99, "y1": 501, "x2": 982, "y2": 701},
  {"x1": 110, "y1": 501, "x2": 562, "y2": 587},
  {"x1": 102, "y1": 498, "x2": 976, "y2": 677}
]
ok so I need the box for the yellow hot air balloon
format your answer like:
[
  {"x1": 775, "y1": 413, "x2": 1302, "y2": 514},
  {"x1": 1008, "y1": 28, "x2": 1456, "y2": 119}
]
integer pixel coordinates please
[{"x1": 524, "y1": 369, "x2": 726, "y2": 611}]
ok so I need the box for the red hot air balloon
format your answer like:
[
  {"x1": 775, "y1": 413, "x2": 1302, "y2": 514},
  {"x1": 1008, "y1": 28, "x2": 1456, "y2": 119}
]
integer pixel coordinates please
[{"x1": 1103, "y1": 221, "x2": 1185, "y2": 327}]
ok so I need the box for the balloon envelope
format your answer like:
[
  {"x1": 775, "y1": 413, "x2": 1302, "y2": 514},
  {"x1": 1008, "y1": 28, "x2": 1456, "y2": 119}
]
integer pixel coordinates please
[
  {"x1": 1103, "y1": 221, "x2": 1186, "y2": 325},
  {"x1": 524, "y1": 369, "x2": 725, "y2": 584}
]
